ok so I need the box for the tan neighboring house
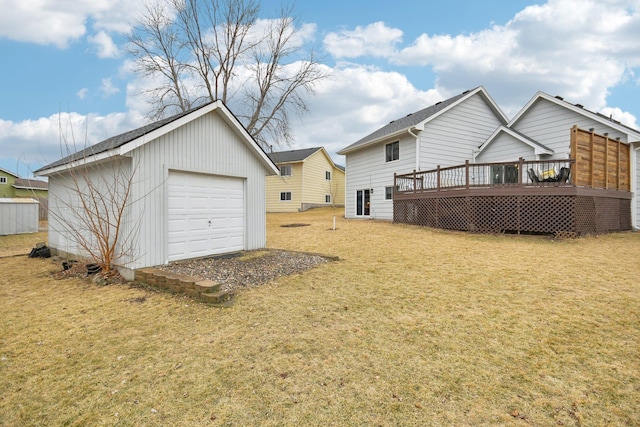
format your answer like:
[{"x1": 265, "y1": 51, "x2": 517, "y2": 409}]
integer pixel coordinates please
[{"x1": 267, "y1": 147, "x2": 345, "y2": 212}]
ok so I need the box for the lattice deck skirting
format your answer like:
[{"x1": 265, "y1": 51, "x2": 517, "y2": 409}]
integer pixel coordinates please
[{"x1": 393, "y1": 189, "x2": 631, "y2": 236}]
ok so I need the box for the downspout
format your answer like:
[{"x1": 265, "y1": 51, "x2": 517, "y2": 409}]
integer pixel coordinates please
[{"x1": 408, "y1": 127, "x2": 420, "y2": 171}]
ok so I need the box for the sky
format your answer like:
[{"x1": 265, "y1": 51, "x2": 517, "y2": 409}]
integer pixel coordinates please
[{"x1": 1, "y1": 0, "x2": 639, "y2": 178}]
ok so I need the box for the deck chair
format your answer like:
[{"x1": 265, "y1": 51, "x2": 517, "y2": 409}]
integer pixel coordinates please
[
  {"x1": 556, "y1": 167, "x2": 571, "y2": 183},
  {"x1": 527, "y1": 168, "x2": 541, "y2": 183}
]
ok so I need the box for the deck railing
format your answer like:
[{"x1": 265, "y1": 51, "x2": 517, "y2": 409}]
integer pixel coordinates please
[{"x1": 395, "y1": 158, "x2": 578, "y2": 194}]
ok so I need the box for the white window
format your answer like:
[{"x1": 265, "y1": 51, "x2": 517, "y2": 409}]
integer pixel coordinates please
[
  {"x1": 385, "y1": 141, "x2": 399, "y2": 162},
  {"x1": 325, "y1": 195, "x2": 331, "y2": 203},
  {"x1": 280, "y1": 191, "x2": 292, "y2": 201},
  {"x1": 280, "y1": 165, "x2": 292, "y2": 176},
  {"x1": 0, "y1": 177, "x2": 6, "y2": 184},
  {"x1": 385, "y1": 186, "x2": 393, "y2": 200},
  {"x1": 325, "y1": 170, "x2": 331, "y2": 180}
]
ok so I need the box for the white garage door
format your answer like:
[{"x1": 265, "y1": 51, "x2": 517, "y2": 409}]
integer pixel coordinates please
[{"x1": 167, "y1": 171, "x2": 245, "y2": 261}]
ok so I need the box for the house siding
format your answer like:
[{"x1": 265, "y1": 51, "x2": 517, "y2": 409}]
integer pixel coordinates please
[
  {"x1": 0, "y1": 171, "x2": 16, "y2": 198},
  {"x1": 128, "y1": 110, "x2": 269, "y2": 269},
  {"x1": 266, "y1": 162, "x2": 303, "y2": 212},
  {"x1": 344, "y1": 134, "x2": 416, "y2": 219},
  {"x1": 48, "y1": 158, "x2": 132, "y2": 262},
  {"x1": 512, "y1": 99, "x2": 629, "y2": 159},
  {"x1": 302, "y1": 151, "x2": 342, "y2": 208},
  {"x1": 419, "y1": 93, "x2": 505, "y2": 170},
  {"x1": 476, "y1": 132, "x2": 536, "y2": 163}
]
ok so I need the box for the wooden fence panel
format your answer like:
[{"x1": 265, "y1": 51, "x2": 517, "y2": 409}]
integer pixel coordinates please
[{"x1": 570, "y1": 126, "x2": 630, "y2": 191}]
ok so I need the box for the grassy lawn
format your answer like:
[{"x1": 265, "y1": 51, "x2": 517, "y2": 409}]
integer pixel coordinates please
[{"x1": 1, "y1": 208, "x2": 639, "y2": 426}]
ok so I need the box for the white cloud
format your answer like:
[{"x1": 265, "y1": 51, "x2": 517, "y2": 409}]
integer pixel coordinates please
[
  {"x1": 101, "y1": 78, "x2": 120, "y2": 97},
  {"x1": 0, "y1": 111, "x2": 144, "y2": 174},
  {"x1": 320, "y1": 0, "x2": 640, "y2": 121},
  {"x1": 0, "y1": 0, "x2": 146, "y2": 48},
  {"x1": 76, "y1": 88, "x2": 89, "y2": 100},
  {"x1": 284, "y1": 64, "x2": 443, "y2": 161},
  {"x1": 600, "y1": 106, "x2": 638, "y2": 129},
  {"x1": 89, "y1": 31, "x2": 119, "y2": 58},
  {"x1": 324, "y1": 22, "x2": 403, "y2": 58},
  {"x1": 394, "y1": 0, "x2": 640, "y2": 116}
]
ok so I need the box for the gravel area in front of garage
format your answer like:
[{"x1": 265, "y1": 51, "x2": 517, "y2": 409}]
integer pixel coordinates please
[{"x1": 156, "y1": 249, "x2": 331, "y2": 293}]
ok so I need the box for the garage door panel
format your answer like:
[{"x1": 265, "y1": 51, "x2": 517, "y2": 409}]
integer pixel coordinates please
[{"x1": 167, "y1": 171, "x2": 245, "y2": 262}]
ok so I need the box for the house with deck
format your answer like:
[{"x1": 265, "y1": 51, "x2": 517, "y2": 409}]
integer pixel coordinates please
[
  {"x1": 266, "y1": 147, "x2": 345, "y2": 212},
  {"x1": 392, "y1": 91, "x2": 640, "y2": 235},
  {"x1": 337, "y1": 87, "x2": 509, "y2": 220}
]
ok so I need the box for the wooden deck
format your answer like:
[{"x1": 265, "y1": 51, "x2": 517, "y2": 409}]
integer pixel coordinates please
[{"x1": 393, "y1": 159, "x2": 632, "y2": 236}]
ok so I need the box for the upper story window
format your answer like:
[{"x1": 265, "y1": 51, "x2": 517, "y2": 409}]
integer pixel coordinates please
[
  {"x1": 0, "y1": 177, "x2": 6, "y2": 184},
  {"x1": 385, "y1": 141, "x2": 399, "y2": 162},
  {"x1": 280, "y1": 165, "x2": 292, "y2": 176},
  {"x1": 325, "y1": 170, "x2": 331, "y2": 180}
]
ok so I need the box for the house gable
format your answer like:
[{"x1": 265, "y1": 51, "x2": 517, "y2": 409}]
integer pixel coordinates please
[
  {"x1": 35, "y1": 101, "x2": 278, "y2": 177},
  {"x1": 476, "y1": 126, "x2": 553, "y2": 162},
  {"x1": 338, "y1": 86, "x2": 508, "y2": 156},
  {"x1": 509, "y1": 92, "x2": 640, "y2": 159},
  {"x1": 266, "y1": 146, "x2": 344, "y2": 212}
]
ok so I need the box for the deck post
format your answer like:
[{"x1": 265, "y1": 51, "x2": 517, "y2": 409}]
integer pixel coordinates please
[
  {"x1": 436, "y1": 165, "x2": 441, "y2": 191},
  {"x1": 412, "y1": 169, "x2": 416, "y2": 194},
  {"x1": 465, "y1": 160, "x2": 470, "y2": 189},
  {"x1": 518, "y1": 157, "x2": 523, "y2": 186},
  {"x1": 394, "y1": 173, "x2": 397, "y2": 197}
]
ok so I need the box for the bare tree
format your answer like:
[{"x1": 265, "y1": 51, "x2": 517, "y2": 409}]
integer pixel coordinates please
[
  {"x1": 46, "y1": 120, "x2": 142, "y2": 275},
  {"x1": 128, "y1": 1, "x2": 193, "y2": 119},
  {"x1": 127, "y1": 0, "x2": 327, "y2": 147}
]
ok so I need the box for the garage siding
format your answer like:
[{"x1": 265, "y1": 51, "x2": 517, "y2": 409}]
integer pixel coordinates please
[{"x1": 128, "y1": 110, "x2": 269, "y2": 269}]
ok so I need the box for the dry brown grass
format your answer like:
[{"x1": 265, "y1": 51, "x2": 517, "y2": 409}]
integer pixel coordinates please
[{"x1": 1, "y1": 208, "x2": 639, "y2": 426}]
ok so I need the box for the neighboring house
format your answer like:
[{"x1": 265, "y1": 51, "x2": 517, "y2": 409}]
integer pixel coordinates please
[
  {"x1": 476, "y1": 91, "x2": 640, "y2": 228},
  {"x1": 337, "y1": 87, "x2": 508, "y2": 220},
  {"x1": 35, "y1": 101, "x2": 278, "y2": 279},
  {"x1": 0, "y1": 167, "x2": 48, "y2": 198},
  {"x1": 266, "y1": 147, "x2": 345, "y2": 212},
  {"x1": 0, "y1": 167, "x2": 48, "y2": 220}
]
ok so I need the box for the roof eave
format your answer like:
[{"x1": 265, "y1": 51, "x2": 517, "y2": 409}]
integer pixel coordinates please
[{"x1": 337, "y1": 128, "x2": 414, "y2": 155}]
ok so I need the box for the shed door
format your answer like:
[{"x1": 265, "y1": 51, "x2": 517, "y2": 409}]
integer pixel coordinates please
[{"x1": 167, "y1": 171, "x2": 245, "y2": 262}]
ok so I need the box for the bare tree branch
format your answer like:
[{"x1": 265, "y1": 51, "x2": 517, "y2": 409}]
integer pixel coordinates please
[{"x1": 127, "y1": 0, "x2": 327, "y2": 148}]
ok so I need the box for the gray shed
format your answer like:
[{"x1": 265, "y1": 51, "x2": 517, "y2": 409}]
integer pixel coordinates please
[{"x1": 0, "y1": 198, "x2": 39, "y2": 235}]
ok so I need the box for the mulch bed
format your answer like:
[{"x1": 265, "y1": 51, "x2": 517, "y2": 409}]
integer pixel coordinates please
[{"x1": 156, "y1": 249, "x2": 331, "y2": 293}]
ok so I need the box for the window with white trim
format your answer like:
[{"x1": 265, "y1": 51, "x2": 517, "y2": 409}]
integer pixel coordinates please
[
  {"x1": 385, "y1": 141, "x2": 399, "y2": 162},
  {"x1": 325, "y1": 195, "x2": 331, "y2": 203},
  {"x1": 0, "y1": 177, "x2": 6, "y2": 184},
  {"x1": 280, "y1": 191, "x2": 292, "y2": 201},
  {"x1": 325, "y1": 170, "x2": 331, "y2": 180},
  {"x1": 385, "y1": 186, "x2": 393, "y2": 200},
  {"x1": 280, "y1": 165, "x2": 292, "y2": 176}
]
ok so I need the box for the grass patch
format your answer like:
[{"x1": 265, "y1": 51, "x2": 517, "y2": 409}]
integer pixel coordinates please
[{"x1": 1, "y1": 208, "x2": 639, "y2": 425}]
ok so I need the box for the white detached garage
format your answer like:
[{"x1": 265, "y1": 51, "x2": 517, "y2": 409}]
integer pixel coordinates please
[{"x1": 35, "y1": 101, "x2": 278, "y2": 279}]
